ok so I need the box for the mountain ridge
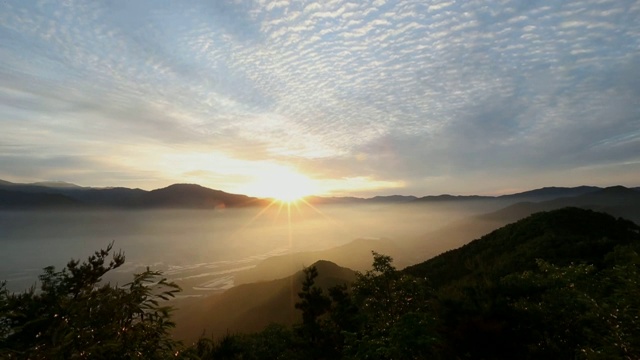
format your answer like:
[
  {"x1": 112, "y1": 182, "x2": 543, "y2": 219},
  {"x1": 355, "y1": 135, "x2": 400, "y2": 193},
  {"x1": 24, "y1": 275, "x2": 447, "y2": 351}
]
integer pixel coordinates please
[
  {"x1": 399, "y1": 207, "x2": 640, "y2": 358},
  {"x1": 0, "y1": 180, "x2": 267, "y2": 209},
  {"x1": 404, "y1": 207, "x2": 640, "y2": 288},
  {"x1": 0, "y1": 178, "x2": 637, "y2": 210},
  {"x1": 170, "y1": 207, "x2": 640, "y2": 356},
  {"x1": 405, "y1": 186, "x2": 640, "y2": 261}
]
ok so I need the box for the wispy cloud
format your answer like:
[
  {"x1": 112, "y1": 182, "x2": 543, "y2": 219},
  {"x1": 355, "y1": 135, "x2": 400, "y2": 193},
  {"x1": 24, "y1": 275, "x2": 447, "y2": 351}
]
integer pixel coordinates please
[{"x1": 0, "y1": 0, "x2": 638, "y2": 195}]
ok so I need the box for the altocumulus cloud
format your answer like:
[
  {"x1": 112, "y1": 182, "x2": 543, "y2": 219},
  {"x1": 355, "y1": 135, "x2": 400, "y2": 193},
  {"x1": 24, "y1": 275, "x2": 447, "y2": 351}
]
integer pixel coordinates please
[{"x1": 0, "y1": 0, "x2": 638, "y2": 195}]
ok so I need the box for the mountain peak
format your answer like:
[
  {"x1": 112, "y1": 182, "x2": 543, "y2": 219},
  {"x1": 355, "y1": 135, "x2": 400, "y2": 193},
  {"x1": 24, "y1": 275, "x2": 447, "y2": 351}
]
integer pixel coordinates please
[
  {"x1": 599, "y1": 185, "x2": 634, "y2": 194},
  {"x1": 31, "y1": 181, "x2": 82, "y2": 189}
]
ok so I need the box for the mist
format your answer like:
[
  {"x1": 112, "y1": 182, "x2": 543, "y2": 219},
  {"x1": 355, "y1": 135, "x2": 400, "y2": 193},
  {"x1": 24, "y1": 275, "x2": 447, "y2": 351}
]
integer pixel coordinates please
[{"x1": 0, "y1": 200, "x2": 498, "y2": 295}]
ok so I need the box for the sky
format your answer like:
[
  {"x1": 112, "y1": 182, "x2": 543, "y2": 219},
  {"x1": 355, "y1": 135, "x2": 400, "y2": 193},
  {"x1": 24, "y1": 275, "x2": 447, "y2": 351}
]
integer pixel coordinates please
[{"x1": 0, "y1": 0, "x2": 639, "y2": 198}]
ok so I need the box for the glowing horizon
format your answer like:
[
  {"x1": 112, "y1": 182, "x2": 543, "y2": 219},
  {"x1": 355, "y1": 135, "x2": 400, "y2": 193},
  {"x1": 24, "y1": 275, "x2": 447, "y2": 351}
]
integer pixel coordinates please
[{"x1": 1, "y1": 1, "x2": 639, "y2": 197}]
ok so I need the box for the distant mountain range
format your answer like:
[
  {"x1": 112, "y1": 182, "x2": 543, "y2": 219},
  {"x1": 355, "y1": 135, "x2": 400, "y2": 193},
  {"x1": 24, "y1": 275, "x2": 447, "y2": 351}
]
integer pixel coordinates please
[
  {"x1": 223, "y1": 185, "x2": 640, "y2": 295},
  {"x1": 0, "y1": 180, "x2": 267, "y2": 209},
  {"x1": 414, "y1": 185, "x2": 602, "y2": 203},
  {"x1": 0, "y1": 178, "x2": 637, "y2": 210},
  {"x1": 405, "y1": 207, "x2": 640, "y2": 288},
  {"x1": 480, "y1": 185, "x2": 640, "y2": 223},
  {"x1": 406, "y1": 185, "x2": 640, "y2": 260}
]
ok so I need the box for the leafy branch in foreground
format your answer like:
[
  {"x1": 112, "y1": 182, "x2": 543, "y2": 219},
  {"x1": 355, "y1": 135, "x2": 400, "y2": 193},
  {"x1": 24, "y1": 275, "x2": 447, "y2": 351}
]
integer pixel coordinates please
[
  {"x1": 291, "y1": 252, "x2": 439, "y2": 360},
  {"x1": 501, "y1": 248, "x2": 640, "y2": 359},
  {"x1": 0, "y1": 242, "x2": 181, "y2": 360}
]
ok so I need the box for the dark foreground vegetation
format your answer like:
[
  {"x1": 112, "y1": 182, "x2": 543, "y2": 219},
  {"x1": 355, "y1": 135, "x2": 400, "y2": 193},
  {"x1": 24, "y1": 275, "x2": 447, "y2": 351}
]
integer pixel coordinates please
[{"x1": 2, "y1": 207, "x2": 639, "y2": 359}]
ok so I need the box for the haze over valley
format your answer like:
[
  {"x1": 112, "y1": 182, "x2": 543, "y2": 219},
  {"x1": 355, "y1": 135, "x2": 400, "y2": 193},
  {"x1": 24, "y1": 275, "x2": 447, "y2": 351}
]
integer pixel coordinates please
[
  {"x1": 2, "y1": 179, "x2": 639, "y2": 302},
  {"x1": 1, "y1": 0, "x2": 639, "y2": 357},
  {"x1": 0, "y1": 178, "x2": 499, "y2": 293}
]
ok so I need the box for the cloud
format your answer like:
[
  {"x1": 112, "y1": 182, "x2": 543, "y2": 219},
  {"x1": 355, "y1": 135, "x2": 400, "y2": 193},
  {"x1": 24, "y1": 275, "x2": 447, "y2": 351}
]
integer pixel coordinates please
[{"x1": 0, "y1": 0, "x2": 638, "y2": 194}]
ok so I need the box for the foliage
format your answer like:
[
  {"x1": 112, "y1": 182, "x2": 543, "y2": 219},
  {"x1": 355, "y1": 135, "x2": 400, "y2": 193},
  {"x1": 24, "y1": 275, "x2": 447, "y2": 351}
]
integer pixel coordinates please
[
  {"x1": 406, "y1": 207, "x2": 640, "y2": 359},
  {"x1": 186, "y1": 253, "x2": 439, "y2": 360},
  {"x1": 3, "y1": 207, "x2": 639, "y2": 359},
  {"x1": 180, "y1": 324, "x2": 301, "y2": 360},
  {"x1": 0, "y1": 243, "x2": 181, "y2": 359},
  {"x1": 183, "y1": 208, "x2": 640, "y2": 359},
  {"x1": 293, "y1": 266, "x2": 333, "y2": 359},
  {"x1": 344, "y1": 252, "x2": 438, "y2": 359},
  {"x1": 295, "y1": 266, "x2": 331, "y2": 337},
  {"x1": 405, "y1": 207, "x2": 640, "y2": 288},
  {"x1": 501, "y1": 248, "x2": 640, "y2": 359}
]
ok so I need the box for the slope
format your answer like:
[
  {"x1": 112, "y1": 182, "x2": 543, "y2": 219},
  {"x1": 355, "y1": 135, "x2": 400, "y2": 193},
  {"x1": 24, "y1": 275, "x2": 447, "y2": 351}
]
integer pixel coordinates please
[
  {"x1": 173, "y1": 260, "x2": 356, "y2": 342},
  {"x1": 142, "y1": 183, "x2": 263, "y2": 208},
  {"x1": 407, "y1": 185, "x2": 640, "y2": 261},
  {"x1": 234, "y1": 238, "x2": 409, "y2": 285},
  {"x1": 482, "y1": 185, "x2": 640, "y2": 224},
  {"x1": 0, "y1": 189, "x2": 82, "y2": 209},
  {"x1": 0, "y1": 180, "x2": 267, "y2": 209},
  {"x1": 403, "y1": 207, "x2": 640, "y2": 358},
  {"x1": 405, "y1": 207, "x2": 640, "y2": 287}
]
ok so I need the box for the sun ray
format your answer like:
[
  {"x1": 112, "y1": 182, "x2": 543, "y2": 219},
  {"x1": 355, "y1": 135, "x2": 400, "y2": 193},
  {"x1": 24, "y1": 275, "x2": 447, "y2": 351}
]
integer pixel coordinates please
[
  {"x1": 238, "y1": 199, "x2": 280, "y2": 230},
  {"x1": 242, "y1": 168, "x2": 317, "y2": 203},
  {"x1": 298, "y1": 198, "x2": 356, "y2": 236},
  {"x1": 210, "y1": 172, "x2": 357, "y2": 288},
  {"x1": 274, "y1": 200, "x2": 286, "y2": 224}
]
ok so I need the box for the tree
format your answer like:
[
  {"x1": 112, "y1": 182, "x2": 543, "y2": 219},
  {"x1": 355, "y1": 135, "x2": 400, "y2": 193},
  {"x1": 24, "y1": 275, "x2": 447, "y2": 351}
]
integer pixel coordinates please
[
  {"x1": 0, "y1": 243, "x2": 181, "y2": 359},
  {"x1": 344, "y1": 252, "x2": 439, "y2": 360},
  {"x1": 294, "y1": 266, "x2": 332, "y2": 359},
  {"x1": 502, "y1": 247, "x2": 640, "y2": 359}
]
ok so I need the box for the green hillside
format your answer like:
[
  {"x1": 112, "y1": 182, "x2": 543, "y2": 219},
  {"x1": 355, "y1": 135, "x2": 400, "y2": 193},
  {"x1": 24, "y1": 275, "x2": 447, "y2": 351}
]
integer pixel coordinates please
[
  {"x1": 3, "y1": 207, "x2": 639, "y2": 359},
  {"x1": 404, "y1": 207, "x2": 640, "y2": 358},
  {"x1": 206, "y1": 207, "x2": 639, "y2": 359},
  {"x1": 405, "y1": 206, "x2": 640, "y2": 288}
]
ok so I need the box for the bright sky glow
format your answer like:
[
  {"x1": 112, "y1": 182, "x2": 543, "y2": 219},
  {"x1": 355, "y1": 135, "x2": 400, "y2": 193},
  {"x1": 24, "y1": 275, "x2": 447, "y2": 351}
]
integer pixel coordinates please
[
  {"x1": 242, "y1": 168, "x2": 317, "y2": 201},
  {"x1": 0, "y1": 0, "x2": 638, "y2": 196}
]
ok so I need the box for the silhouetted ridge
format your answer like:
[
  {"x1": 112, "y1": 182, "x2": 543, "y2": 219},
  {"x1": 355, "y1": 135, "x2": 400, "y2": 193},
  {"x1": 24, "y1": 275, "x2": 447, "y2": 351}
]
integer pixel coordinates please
[
  {"x1": 368, "y1": 195, "x2": 417, "y2": 202},
  {"x1": 70, "y1": 187, "x2": 147, "y2": 207},
  {"x1": 234, "y1": 237, "x2": 407, "y2": 284},
  {"x1": 413, "y1": 185, "x2": 601, "y2": 204},
  {"x1": 30, "y1": 181, "x2": 82, "y2": 189},
  {"x1": 593, "y1": 185, "x2": 638, "y2": 196},
  {"x1": 404, "y1": 207, "x2": 640, "y2": 288},
  {"x1": 0, "y1": 180, "x2": 264, "y2": 209},
  {"x1": 1, "y1": 178, "x2": 637, "y2": 210},
  {"x1": 497, "y1": 185, "x2": 600, "y2": 200},
  {"x1": 173, "y1": 260, "x2": 356, "y2": 341},
  {"x1": 144, "y1": 183, "x2": 247, "y2": 208},
  {"x1": 415, "y1": 194, "x2": 491, "y2": 202},
  {"x1": 476, "y1": 185, "x2": 640, "y2": 224},
  {"x1": 0, "y1": 189, "x2": 81, "y2": 208}
]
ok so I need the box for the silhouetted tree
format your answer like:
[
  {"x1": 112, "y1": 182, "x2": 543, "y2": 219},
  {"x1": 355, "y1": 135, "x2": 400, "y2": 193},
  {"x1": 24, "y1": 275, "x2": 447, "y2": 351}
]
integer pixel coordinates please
[
  {"x1": 344, "y1": 252, "x2": 439, "y2": 359},
  {"x1": 0, "y1": 243, "x2": 181, "y2": 359},
  {"x1": 501, "y1": 248, "x2": 640, "y2": 359},
  {"x1": 294, "y1": 266, "x2": 332, "y2": 359}
]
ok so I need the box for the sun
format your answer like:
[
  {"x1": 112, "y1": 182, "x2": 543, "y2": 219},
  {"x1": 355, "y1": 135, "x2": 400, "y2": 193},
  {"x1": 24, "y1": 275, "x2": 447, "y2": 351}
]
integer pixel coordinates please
[{"x1": 246, "y1": 169, "x2": 316, "y2": 203}]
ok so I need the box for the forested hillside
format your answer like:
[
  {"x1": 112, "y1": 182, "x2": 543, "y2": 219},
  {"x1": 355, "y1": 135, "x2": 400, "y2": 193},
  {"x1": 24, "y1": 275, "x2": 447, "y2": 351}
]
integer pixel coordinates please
[
  {"x1": 187, "y1": 207, "x2": 640, "y2": 359},
  {"x1": 405, "y1": 207, "x2": 640, "y2": 358},
  {"x1": 2, "y1": 207, "x2": 639, "y2": 359}
]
